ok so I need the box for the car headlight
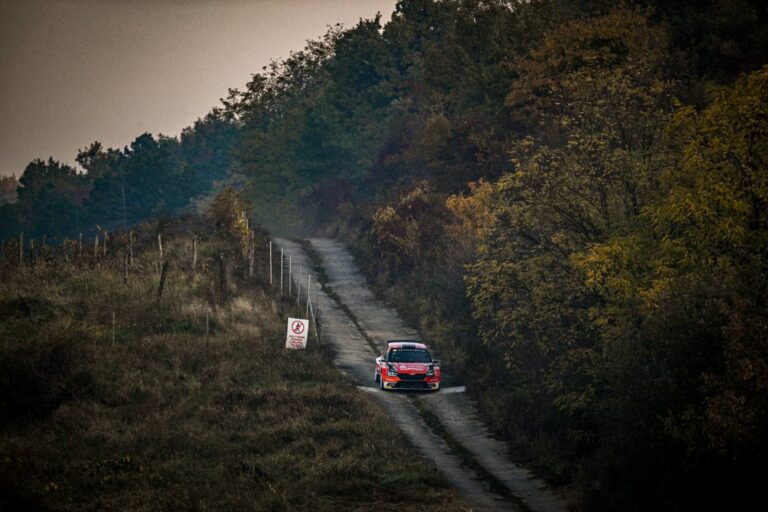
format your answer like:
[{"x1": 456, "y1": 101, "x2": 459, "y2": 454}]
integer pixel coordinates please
[
  {"x1": 387, "y1": 364, "x2": 398, "y2": 377},
  {"x1": 426, "y1": 365, "x2": 435, "y2": 377}
]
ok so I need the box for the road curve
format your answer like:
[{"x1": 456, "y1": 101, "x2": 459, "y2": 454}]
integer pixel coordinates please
[{"x1": 275, "y1": 237, "x2": 567, "y2": 512}]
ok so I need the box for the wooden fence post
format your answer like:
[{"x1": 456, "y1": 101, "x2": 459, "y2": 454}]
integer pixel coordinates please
[
  {"x1": 308, "y1": 294, "x2": 319, "y2": 342},
  {"x1": 218, "y1": 253, "x2": 227, "y2": 302},
  {"x1": 157, "y1": 260, "x2": 169, "y2": 303},
  {"x1": 157, "y1": 233, "x2": 163, "y2": 276},
  {"x1": 297, "y1": 264, "x2": 302, "y2": 306},
  {"x1": 192, "y1": 236, "x2": 198, "y2": 276},
  {"x1": 248, "y1": 233, "x2": 254, "y2": 278},
  {"x1": 288, "y1": 255, "x2": 292, "y2": 297}
]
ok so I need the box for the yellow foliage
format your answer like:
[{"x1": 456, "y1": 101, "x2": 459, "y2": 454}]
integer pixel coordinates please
[
  {"x1": 208, "y1": 188, "x2": 251, "y2": 257},
  {"x1": 445, "y1": 179, "x2": 496, "y2": 255}
]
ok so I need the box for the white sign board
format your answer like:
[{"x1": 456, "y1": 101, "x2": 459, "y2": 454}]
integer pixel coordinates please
[{"x1": 285, "y1": 317, "x2": 309, "y2": 349}]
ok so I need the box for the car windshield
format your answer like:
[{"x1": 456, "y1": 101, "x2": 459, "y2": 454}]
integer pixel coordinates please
[{"x1": 388, "y1": 349, "x2": 432, "y2": 363}]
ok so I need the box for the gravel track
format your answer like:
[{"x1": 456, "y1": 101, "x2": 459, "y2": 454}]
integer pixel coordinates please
[{"x1": 274, "y1": 237, "x2": 567, "y2": 512}]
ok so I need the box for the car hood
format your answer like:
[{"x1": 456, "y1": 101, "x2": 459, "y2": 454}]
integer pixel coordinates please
[{"x1": 391, "y1": 362, "x2": 432, "y2": 374}]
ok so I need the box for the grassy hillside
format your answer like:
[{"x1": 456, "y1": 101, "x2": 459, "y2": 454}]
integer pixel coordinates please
[{"x1": 0, "y1": 192, "x2": 464, "y2": 511}]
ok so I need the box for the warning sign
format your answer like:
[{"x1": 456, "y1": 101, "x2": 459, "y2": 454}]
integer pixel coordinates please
[{"x1": 285, "y1": 317, "x2": 309, "y2": 349}]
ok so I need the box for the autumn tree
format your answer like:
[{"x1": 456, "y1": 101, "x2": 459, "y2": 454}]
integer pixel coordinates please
[
  {"x1": 574, "y1": 66, "x2": 768, "y2": 509},
  {"x1": 465, "y1": 6, "x2": 676, "y2": 475}
]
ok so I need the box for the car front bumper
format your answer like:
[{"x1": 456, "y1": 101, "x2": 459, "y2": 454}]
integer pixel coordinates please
[{"x1": 382, "y1": 377, "x2": 440, "y2": 391}]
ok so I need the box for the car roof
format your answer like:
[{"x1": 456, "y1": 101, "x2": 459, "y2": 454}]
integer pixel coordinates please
[{"x1": 387, "y1": 340, "x2": 428, "y2": 350}]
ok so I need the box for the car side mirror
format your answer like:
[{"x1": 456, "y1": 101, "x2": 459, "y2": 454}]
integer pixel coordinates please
[{"x1": 432, "y1": 359, "x2": 440, "y2": 367}]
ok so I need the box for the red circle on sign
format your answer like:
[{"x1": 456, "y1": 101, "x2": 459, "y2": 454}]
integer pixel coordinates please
[{"x1": 291, "y1": 320, "x2": 305, "y2": 334}]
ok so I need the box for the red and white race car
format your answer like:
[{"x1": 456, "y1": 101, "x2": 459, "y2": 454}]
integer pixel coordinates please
[{"x1": 374, "y1": 340, "x2": 441, "y2": 391}]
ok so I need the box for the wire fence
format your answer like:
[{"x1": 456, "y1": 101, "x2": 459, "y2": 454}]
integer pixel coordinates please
[
  {"x1": 1, "y1": 228, "x2": 323, "y2": 347},
  {"x1": 266, "y1": 240, "x2": 320, "y2": 343}
]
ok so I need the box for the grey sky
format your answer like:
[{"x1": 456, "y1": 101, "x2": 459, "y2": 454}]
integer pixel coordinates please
[{"x1": 0, "y1": 0, "x2": 396, "y2": 177}]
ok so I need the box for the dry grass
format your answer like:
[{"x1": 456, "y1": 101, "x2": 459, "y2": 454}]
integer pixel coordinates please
[{"x1": 0, "y1": 218, "x2": 466, "y2": 511}]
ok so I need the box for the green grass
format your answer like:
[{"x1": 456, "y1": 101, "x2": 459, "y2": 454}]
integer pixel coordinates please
[{"x1": 0, "y1": 218, "x2": 466, "y2": 511}]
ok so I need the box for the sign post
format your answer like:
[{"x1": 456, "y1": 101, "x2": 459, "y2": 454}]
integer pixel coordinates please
[{"x1": 285, "y1": 317, "x2": 308, "y2": 349}]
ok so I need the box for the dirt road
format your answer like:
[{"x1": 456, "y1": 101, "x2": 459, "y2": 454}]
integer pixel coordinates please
[{"x1": 274, "y1": 237, "x2": 568, "y2": 512}]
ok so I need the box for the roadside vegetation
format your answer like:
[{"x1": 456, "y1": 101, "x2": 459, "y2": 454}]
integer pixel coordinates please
[{"x1": 0, "y1": 191, "x2": 463, "y2": 511}]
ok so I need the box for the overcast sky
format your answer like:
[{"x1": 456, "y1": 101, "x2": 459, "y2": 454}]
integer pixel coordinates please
[{"x1": 0, "y1": 0, "x2": 397, "y2": 177}]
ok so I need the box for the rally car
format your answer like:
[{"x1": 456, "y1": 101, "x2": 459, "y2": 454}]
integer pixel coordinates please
[{"x1": 374, "y1": 340, "x2": 440, "y2": 391}]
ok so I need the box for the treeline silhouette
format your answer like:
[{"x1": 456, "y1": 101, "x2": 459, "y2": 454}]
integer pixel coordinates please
[{"x1": 0, "y1": 112, "x2": 236, "y2": 242}]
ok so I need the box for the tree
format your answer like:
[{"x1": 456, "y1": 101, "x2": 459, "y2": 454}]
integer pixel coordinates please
[
  {"x1": 574, "y1": 66, "x2": 768, "y2": 508},
  {"x1": 84, "y1": 133, "x2": 183, "y2": 229},
  {"x1": 465, "y1": 8, "x2": 676, "y2": 473},
  {"x1": 179, "y1": 110, "x2": 239, "y2": 200},
  {"x1": 15, "y1": 158, "x2": 88, "y2": 239}
]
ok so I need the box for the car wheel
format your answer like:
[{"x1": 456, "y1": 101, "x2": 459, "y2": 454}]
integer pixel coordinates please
[{"x1": 379, "y1": 375, "x2": 385, "y2": 391}]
